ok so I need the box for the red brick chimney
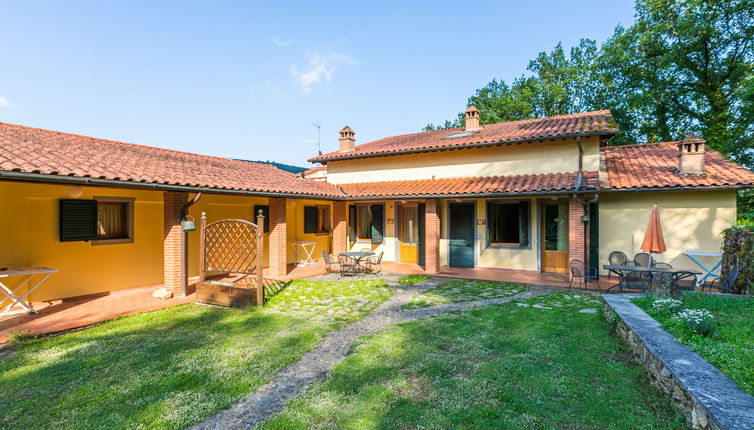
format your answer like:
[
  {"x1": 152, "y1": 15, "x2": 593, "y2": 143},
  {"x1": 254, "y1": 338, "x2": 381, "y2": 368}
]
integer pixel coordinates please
[
  {"x1": 339, "y1": 126, "x2": 355, "y2": 152},
  {"x1": 678, "y1": 133, "x2": 706, "y2": 175},
  {"x1": 465, "y1": 106, "x2": 481, "y2": 132}
]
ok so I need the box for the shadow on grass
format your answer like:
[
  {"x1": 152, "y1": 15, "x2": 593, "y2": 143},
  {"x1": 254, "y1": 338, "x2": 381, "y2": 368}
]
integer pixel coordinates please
[
  {"x1": 0, "y1": 304, "x2": 336, "y2": 430},
  {"x1": 260, "y1": 301, "x2": 686, "y2": 429}
]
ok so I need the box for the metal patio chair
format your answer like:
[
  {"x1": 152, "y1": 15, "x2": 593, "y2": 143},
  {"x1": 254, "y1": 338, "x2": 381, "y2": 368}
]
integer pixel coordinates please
[
  {"x1": 569, "y1": 259, "x2": 597, "y2": 291},
  {"x1": 653, "y1": 262, "x2": 673, "y2": 270},
  {"x1": 338, "y1": 254, "x2": 357, "y2": 277},
  {"x1": 366, "y1": 251, "x2": 384, "y2": 275},
  {"x1": 706, "y1": 269, "x2": 740, "y2": 293},
  {"x1": 669, "y1": 271, "x2": 698, "y2": 292},
  {"x1": 323, "y1": 251, "x2": 339, "y2": 274},
  {"x1": 633, "y1": 252, "x2": 651, "y2": 267},
  {"x1": 607, "y1": 251, "x2": 629, "y2": 279}
]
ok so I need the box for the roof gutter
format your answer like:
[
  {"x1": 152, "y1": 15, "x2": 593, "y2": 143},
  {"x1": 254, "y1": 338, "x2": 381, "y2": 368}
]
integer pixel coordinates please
[
  {"x1": 344, "y1": 188, "x2": 600, "y2": 201},
  {"x1": 0, "y1": 170, "x2": 347, "y2": 200},
  {"x1": 308, "y1": 129, "x2": 619, "y2": 164}
]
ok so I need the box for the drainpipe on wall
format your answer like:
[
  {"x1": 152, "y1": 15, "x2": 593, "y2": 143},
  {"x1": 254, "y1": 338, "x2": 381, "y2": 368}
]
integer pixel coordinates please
[
  {"x1": 180, "y1": 193, "x2": 202, "y2": 297},
  {"x1": 572, "y1": 136, "x2": 599, "y2": 286}
]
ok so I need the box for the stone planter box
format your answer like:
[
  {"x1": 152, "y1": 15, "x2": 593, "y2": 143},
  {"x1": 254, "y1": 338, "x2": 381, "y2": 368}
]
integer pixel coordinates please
[
  {"x1": 603, "y1": 294, "x2": 754, "y2": 430},
  {"x1": 196, "y1": 281, "x2": 261, "y2": 308}
]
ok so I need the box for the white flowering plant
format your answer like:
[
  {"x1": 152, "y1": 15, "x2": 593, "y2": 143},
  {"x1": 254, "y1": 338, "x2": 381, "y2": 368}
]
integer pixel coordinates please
[
  {"x1": 651, "y1": 297, "x2": 683, "y2": 316},
  {"x1": 672, "y1": 308, "x2": 716, "y2": 336}
]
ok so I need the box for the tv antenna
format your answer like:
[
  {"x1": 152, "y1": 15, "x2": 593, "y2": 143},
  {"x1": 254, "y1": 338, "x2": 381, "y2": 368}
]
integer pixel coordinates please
[{"x1": 303, "y1": 122, "x2": 322, "y2": 154}]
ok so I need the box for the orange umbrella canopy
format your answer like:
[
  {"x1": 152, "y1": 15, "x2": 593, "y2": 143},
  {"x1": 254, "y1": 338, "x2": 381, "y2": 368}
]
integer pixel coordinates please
[{"x1": 641, "y1": 202, "x2": 667, "y2": 254}]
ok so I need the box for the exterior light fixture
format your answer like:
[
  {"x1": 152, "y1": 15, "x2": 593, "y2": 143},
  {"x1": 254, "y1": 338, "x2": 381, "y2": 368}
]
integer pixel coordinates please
[{"x1": 181, "y1": 215, "x2": 197, "y2": 232}]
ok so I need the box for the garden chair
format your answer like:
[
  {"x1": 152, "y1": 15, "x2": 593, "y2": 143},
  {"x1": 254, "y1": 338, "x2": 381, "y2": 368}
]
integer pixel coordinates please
[
  {"x1": 366, "y1": 251, "x2": 384, "y2": 275},
  {"x1": 338, "y1": 254, "x2": 357, "y2": 277},
  {"x1": 653, "y1": 262, "x2": 673, "y2": 269},
  {"x1": 359, "y1": 247, "x2": 372, "y2": 253},
  {"x1": 633, "y1": 252, "x2": 651, "y2": 267},
  {"x1": 569, "y1": 259, "x2": 596, "y2": 291},
  {"x1": 610, "y1": 267, "x2": 647, "y2": 293},
  {"x1": 607, "y1": 251, "x2": 628, "y2": 279},
  {"x1": 706, "y1": 269, "x2": 739, "y2": 293},
  {"x1": 323, "y1": 251, "x2": 340, "y2": 274}
]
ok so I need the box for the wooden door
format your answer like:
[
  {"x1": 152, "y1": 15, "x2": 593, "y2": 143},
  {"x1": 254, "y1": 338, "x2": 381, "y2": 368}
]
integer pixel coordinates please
[
  {"x1": 399, "y1": 205, "x2": 419, "y2": 263},
  {"x1": 449, "y1": 203, "x2": 474, "y2": 268},
  {"x1": 542, "y1": 202, "x2": 569, "y2": 273}
]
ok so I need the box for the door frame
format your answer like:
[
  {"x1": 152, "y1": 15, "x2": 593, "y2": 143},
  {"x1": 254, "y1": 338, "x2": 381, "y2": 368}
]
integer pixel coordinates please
[
  {"x1": 448, "y1": 201, "x2": 477, "y2": 269},
  {"x1": 537, "y1": 198, "x2": 569, "y2": 273}
]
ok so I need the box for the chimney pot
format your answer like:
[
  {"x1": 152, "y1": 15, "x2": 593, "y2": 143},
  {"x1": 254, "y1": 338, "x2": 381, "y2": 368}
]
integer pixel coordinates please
[
  {"x1": 464, "y1": 106, "x2": 481, "y2": 132},
  {"x1": 338, "y1": 126, "x2": 355, "y2": 152},
  {"x1": 678, "y1": 133, "x2": 706, "y2": 175}
]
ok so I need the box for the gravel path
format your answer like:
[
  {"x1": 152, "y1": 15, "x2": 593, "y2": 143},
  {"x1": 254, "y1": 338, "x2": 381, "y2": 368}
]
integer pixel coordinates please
[{"x1": 191, "y1": 277, "x2": 557, "y2": 430}]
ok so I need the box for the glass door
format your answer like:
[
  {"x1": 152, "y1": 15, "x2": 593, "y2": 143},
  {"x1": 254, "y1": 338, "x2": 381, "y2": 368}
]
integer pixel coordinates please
[
  {"x1": 399, "y1": 205, "x2": 419, "y2": 263},
  {"x1": 541, "y1": 203, "x2": 569, "y2": 273}
]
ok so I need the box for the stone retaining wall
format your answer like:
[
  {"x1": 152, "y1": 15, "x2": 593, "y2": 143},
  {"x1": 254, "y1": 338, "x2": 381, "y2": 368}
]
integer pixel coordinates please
[{"x1": 602, "y1": 294, "x2": 754, "y2": 430}]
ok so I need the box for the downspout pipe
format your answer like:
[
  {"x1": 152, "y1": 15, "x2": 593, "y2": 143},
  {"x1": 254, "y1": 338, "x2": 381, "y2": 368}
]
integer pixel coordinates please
[
  {"x1": 572, "y1": 136, "x2": 599, "y2": 286},
  {"x1": 180, "y1": 193, "x2": 202, "y2": 297}
]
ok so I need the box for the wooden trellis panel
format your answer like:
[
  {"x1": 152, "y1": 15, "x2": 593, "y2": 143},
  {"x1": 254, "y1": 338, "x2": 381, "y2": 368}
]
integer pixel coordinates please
[{"x1": 199, "y1": 211, "x2": 265, "y2": 304}]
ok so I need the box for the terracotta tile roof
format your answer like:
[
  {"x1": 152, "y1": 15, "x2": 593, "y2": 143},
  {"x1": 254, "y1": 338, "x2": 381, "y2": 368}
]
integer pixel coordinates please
[
  {"x1": 310, "y1": 110, "x2": 617, "y2": 163},
  {"x1": 0, "y1": 122, "x2": 343, "y2": 197},
  {"x1": 339, "y1": 171, "x2": 599, "y2": 198},
  {"x1": 303, "y1": 166, "x2": 327, "y2": 175},
  {"x1": 603, "y1": 142, "x2": 754, "y2": 190}
]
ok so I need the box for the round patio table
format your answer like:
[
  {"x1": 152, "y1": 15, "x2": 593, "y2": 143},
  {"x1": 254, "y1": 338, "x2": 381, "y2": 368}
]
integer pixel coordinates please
[{"x1": 339, "y1": 251, "x2": 375, "y2": 275}]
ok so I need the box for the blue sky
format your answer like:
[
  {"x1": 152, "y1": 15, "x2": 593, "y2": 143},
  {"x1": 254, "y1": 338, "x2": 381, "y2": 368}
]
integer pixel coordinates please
[{"x1": 0, "y1": 1, "x2": 636, "y2": 167}]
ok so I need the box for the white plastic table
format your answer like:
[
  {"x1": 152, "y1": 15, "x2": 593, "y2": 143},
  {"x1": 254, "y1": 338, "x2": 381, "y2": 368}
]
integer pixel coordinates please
[
  {"x1": 683, "y1": 251, "x2": 723, "y2": 285},
  {"x1": 0, "y1": 267, "x2": 58, "y2": 317},
  {"x1": 292, "y1": 241, "x2": 317, "y2": 266}
]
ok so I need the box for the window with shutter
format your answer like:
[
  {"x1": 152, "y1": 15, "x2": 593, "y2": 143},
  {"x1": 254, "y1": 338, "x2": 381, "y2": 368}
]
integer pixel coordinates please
[
  {"x1": 370, "y1": 204, "x2": 384, "y2": 244},
  {"x1": 93, "y1": 197, "x2": 134, "y2": 244},
  {"x1": 59, "y1": 199, "x2": 98, "y2": 242},
  {"x1": 316, "y1": 206, "x2": 330, "y2": 233},
  {"x1": 304, "y1": 206, "x2": 318, "y2": 234},
  {"x1": 487, "y1": 200, "x2": 530, "y2": 247}
]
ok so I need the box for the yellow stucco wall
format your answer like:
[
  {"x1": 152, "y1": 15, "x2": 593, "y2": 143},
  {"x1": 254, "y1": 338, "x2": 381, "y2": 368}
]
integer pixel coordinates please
[
  {"x1": 326, "y1": 136, "x2": 601, "y2": 184},
  {"x1": 598, "y1": 190, "x2": 737, "y2": 273},
  {"x1": 0, "y1": 181, "x2": 165, "y2": 302},
  {"x1": 0, "y1": 181, "x2": 333, "y2": 302}
]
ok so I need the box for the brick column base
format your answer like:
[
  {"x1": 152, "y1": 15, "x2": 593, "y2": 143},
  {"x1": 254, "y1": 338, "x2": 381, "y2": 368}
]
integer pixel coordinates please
[
  {"x1": 332, "y1": 201, "x2": 347, "y2": 256},
  {"x1": 163, "y1": 191, "x2": 188, "y2": 296},
  {"x1": 425, "y1": 199, "x2": 440, "y2": 273},
  {"x1": 269, "y1": 197, "x2": 287, "y2": 278},
  {"x1": 568, "y1": 198, "x2": 586, "y2": 269}
]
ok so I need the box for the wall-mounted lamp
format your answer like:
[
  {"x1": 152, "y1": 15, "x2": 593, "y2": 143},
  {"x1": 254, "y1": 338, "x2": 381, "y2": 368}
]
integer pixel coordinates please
[
  {"x1": 66, "y1": 185, "x2": 84, "y2": 198},
  {"x1": 181, "y1": 215, "x2": 197, "y2": 232}
]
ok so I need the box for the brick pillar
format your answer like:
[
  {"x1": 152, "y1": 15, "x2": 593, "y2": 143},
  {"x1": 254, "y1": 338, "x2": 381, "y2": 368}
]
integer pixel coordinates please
[
  {"x1": 332, "y1": 201, "x2": 347, "y2": 256},
  {"x1": 163, "y1": 191, "x2": 188, "y2": 296},
  {"x1": 568, "y1": 198, "x2": 586, "y2": 267},
  {"x1": 269, "y1": 197, "x2": 287, "y2": 278},
  {"x1": 425, "y1": 199, "x2": 440, "y2": 273}
]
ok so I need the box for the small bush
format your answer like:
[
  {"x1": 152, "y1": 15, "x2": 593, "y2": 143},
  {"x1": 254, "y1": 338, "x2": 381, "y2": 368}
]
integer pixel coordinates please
[
  {"x1": 8, "y1": 330, "x2": 35, "y2": 344},
  {"x1": 651, "y1": 297, "x2": 683, "y2": 316},
  {"x1": 671, "y1": 309, "x2": 715, "y2": 336}
]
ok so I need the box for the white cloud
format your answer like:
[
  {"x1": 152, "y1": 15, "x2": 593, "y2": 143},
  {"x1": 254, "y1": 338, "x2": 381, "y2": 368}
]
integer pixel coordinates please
[
  {"x1": 0, "y1": 96, "x2": 17, "y2": 108},
  {"x1": 289, "y1": 51, "x2": 356, "y2": 93},
  {"x1": 272, "y1": 37, "x2": 293, "y2": 48}
]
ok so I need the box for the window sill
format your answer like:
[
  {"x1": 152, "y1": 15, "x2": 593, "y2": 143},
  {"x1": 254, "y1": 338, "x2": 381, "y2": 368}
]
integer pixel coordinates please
[
  {"x1": 485, "y1": 244, "x2": 530, "y2": 250},
  {"x1": 92, "y1": 238, "x2": 134, "y2": 246}
]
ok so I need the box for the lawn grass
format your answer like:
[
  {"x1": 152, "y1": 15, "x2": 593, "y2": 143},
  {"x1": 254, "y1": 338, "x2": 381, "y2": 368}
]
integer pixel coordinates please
[
  {"x1": 633, "y1": 293, "x2": 754, "y2": 395},
  {"x1": 265, "y1": 278, "x2": 391, "y2": 321},
  {"x1": 402, "y1": 279, "x2": 526, "y2": 309},
  {"x1": 0, "y1": 279, "x2": 392, "y2": 429},
  {"x1": 261, "y1": 293, "x2": 684, "y2": 429},
  {"x1": 397, "y1": 275, "x2": 431, "y2": 286}
]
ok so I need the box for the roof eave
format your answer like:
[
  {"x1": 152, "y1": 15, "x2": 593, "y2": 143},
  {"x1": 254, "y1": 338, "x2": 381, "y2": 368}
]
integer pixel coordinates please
[
  {"x1": 0, "y1": 170, "x2": 347, "y2": 200},
  {"x1": 308, "y1": 129, "x2": 619, "y2": 164}
]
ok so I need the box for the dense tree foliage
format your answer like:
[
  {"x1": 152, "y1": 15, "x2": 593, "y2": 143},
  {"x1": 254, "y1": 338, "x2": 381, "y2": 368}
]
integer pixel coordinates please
[{"x1": 426, "y1": 0, "x2": 754, "y2": 168}]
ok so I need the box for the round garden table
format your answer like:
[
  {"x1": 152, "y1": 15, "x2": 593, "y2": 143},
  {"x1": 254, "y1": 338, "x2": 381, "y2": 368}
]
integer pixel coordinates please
[{"x1": 339, "y1": 251, "x2": 375, "y2": 275}]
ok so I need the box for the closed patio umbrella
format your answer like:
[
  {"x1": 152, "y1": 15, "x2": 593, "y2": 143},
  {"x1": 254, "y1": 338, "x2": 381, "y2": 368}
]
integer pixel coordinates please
[{"x1": 640, "y1": 202, "x2": 667, "y2": 264}]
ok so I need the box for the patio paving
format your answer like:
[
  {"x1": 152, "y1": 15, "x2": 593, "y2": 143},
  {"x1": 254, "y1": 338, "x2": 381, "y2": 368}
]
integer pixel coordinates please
[{"x1": 0, "y1": 283, "x2": 195, "y2": 344}]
